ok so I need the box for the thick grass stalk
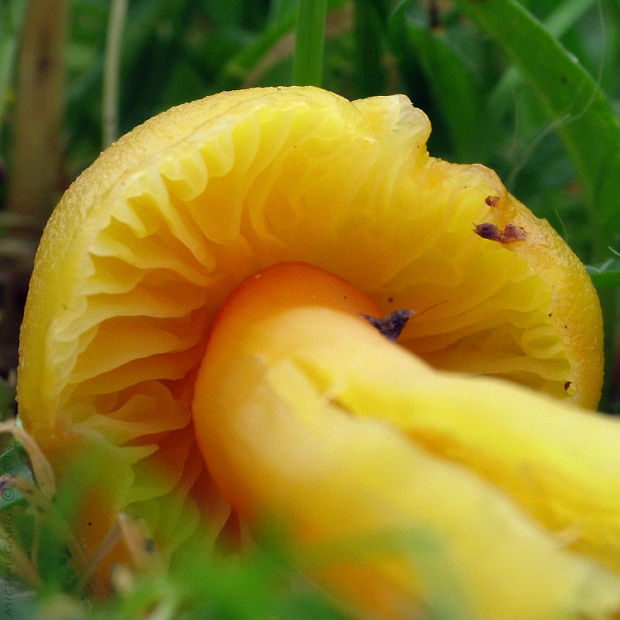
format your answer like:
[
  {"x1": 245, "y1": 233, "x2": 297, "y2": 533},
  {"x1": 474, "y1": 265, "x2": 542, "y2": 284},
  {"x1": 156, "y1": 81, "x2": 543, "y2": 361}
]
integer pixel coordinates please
[
  {"x1": 7, "y1": 0, "x2": 68, "y2": 221},
  {"x1": 353, "y1": 0, "x2": 384, "y2": 97},
  {"x1": 293, "y1": 0, "x2": 327, "y2": 86}
]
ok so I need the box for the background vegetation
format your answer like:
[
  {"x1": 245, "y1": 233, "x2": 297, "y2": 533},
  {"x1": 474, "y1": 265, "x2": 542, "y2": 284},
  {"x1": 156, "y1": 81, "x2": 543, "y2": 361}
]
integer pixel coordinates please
[{"x1": 0, "y1": 0, "x2": 619, "y2": 617}]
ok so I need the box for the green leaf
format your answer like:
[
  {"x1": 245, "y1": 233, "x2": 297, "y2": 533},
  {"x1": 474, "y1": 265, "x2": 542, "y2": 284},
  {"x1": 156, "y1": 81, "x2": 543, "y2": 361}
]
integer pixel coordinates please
[{"x1": 458, "y1": 0, "x2": 620, "y2": 262}]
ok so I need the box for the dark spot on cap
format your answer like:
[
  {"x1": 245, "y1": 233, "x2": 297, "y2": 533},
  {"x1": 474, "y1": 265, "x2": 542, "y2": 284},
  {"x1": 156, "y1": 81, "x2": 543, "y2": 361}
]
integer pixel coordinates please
[
  {"x1": 485, "y1": 195, "x2": 500, "y2": 207},
  {"x1": 564, "y1": 381, "x2": 572, "y2": 391}
]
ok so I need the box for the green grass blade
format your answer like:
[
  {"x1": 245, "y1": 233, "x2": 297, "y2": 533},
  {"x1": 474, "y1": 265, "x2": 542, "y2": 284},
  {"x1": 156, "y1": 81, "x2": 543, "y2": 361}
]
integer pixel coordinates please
[
  {"x1": 544, "y1": 0, "x2": 601, "y2": 35},
  {"x1": 482, "y1": 0, "x2": 600, "y2": 161},
  {"x1": 293, "y1": 0, "x2": 327, "y2": 86},
  {"x1": 353, "y1": 0, "x2": 385, "y2": 97},
  {"x1": 102, "y1": 0, "x2": 128, "y2": 147},
  {"x1": 458, "y1": 0, "x2": 620, "y2": 261}
]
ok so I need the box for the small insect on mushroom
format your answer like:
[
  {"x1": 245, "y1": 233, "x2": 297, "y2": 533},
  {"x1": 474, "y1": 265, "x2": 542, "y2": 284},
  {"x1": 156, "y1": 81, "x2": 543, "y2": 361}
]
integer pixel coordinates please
[{"x1": 474, "y1": 222, "x2": 527, "y2": 244}]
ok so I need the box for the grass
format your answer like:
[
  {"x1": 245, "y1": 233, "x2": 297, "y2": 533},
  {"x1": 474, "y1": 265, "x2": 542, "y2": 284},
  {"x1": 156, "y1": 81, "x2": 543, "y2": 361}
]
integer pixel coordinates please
[{"x1": 0, "y1": 0, "x2": 619, "y2": 616}]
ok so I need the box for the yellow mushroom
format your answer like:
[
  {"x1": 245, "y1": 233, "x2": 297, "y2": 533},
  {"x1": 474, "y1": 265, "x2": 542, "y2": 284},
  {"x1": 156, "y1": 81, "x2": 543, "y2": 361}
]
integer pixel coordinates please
[
  {"x1": 193, "y1": 261, "x2": 620, "y2": 617},
  {"x1": 17, "y1": 87, "x2": 614, "y2": 613}
]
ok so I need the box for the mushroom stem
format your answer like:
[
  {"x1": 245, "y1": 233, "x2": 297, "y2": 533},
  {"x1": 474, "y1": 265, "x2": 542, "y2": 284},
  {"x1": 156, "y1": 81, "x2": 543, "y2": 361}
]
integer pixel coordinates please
[{"x1": 191, "y1": 261, "x2": 620, "y2": 618}]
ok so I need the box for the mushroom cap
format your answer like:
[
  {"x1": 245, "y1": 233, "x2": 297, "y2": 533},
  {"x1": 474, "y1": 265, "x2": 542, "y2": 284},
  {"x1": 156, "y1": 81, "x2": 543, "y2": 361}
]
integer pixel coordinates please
[{"x1": 17, "y1": 86, "x2": 603, "y2": 560}]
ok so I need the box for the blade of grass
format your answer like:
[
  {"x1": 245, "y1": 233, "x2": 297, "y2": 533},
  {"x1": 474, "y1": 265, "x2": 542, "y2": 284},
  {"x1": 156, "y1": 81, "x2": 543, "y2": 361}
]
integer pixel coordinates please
[
  {"x1": 481, "y1": 0, "x2": 602, "y2": 161},
  {"x1": 293, "y1": 0, "x2": 327, "y2": 86},
  {"x1": 66, "y1": 0, "x2": 179, "y2": 131},
  {"x1": 102, "y1": 0, "x2": 128, "y2": 147},
  {"x1": 7, "y1": 0, "x2": 69, "y2": 220},
  {"x1": 544, "y1": 0, "x2": 601, "y2": 36},
  {"x1": 353, "y1": 0, "x2": 385, "y2": 97}
]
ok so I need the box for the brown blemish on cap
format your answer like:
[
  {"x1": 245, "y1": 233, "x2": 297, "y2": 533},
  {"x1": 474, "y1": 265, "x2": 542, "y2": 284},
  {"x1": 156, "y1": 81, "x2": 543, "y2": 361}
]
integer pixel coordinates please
[{"x1": 474, "y1": 222, "x2": 527, "y2": 244}]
